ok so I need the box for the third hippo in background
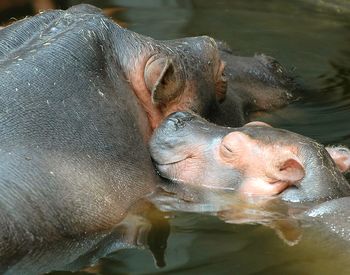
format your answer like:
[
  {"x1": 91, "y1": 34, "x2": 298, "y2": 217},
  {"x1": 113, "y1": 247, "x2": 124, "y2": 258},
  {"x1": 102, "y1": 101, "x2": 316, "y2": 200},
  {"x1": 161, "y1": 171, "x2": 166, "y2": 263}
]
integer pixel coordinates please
[
  {"x1": 209, "y1": 41, "x2": 300, "y2": 127},
  {"x1": 150, "y1": 112, "x2": 350, "y2": 203}
]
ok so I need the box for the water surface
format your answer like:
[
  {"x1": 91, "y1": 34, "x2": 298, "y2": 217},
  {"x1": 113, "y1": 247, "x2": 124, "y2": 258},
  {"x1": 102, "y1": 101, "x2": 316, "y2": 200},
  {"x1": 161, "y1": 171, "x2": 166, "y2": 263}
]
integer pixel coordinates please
[{"x1": 4, "y1": 0, "x2": 350, "y2": 274}]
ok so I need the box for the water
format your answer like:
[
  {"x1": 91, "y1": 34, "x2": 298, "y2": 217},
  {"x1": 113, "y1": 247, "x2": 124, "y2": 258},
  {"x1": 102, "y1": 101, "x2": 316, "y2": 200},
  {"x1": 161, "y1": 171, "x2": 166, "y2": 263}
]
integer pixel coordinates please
[{"x1": 3, "y1": 0, "x2": 350, "y2": 274}]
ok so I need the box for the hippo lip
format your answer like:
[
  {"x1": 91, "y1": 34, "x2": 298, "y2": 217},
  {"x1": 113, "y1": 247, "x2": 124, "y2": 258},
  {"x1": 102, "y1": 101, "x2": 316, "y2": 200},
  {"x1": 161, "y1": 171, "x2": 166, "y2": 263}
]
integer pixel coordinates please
[
  {"x1": 153, "y1": 157, "x2": 187, "y2": 167},
  {"x1": 152, "y1": 157, "x2": 191, "y2": 180},
  {"x1": 278, "y1": 185, "x2": 300, "y2": 199}
]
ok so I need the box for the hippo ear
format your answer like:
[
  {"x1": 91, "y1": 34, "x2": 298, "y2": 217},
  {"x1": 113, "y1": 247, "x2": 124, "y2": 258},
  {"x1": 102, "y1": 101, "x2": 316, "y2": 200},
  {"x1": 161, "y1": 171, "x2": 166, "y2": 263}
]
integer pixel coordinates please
[
  {"x1": 144, "y1": 57, "x2": 183, "y2": 105},
  {"x1": 215, "y1": 61, "x2": 227, "y2": 103},
  {"x1": 326, "y1": 146, "x2": 350, "y2": 173},
  {"x1": 272, "y1": 158, "x2": 305, "y2": 184}
]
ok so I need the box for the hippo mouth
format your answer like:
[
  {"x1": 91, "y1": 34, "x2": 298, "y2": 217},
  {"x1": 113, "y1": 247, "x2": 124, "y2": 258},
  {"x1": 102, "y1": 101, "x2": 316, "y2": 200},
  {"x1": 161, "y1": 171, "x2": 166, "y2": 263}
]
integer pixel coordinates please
[
  {"x1": 153, "y1": 159, "x2": 305, "y2": 201},
  {"x1": 153, "y1": 157, "x2": 188, "y2": 177},
  {"x1": 152, "y1": 154, "x2": 189, "y2": 167}
]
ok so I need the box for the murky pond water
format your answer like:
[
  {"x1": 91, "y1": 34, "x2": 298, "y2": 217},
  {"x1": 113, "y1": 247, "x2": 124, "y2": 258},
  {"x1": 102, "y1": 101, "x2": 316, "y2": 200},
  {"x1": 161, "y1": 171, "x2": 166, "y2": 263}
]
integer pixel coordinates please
[{"x1": 3, "y1": 0, "x2": 350, "y2": 274}]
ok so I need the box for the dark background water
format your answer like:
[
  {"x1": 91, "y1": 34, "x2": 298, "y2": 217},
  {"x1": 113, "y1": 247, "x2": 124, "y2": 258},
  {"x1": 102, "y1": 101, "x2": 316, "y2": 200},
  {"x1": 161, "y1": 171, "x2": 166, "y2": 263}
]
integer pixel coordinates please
[{"x1": 2, "y1": 0, "x2": 350, "y2": 274}]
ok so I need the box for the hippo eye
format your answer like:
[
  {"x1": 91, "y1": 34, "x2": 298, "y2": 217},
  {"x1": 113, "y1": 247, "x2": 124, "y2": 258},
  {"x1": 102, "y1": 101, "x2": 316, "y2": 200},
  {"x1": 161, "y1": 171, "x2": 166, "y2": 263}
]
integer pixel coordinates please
[
  {"x1": 215, "y1": 61, "x2": 227, "y2": 103},
  {"x1": 220, "y1": 142, "x2": 235, "y2": 159},
  {"x1": 223, "y1": 144, "x2": 233, "y2": 153}
]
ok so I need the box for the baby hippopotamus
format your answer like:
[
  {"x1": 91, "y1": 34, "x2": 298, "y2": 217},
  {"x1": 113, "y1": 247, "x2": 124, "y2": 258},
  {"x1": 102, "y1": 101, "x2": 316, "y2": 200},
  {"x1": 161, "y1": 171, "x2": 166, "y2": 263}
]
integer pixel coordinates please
[{"x1": 150, "y1": 112, "x2": 350, "y2": 203}]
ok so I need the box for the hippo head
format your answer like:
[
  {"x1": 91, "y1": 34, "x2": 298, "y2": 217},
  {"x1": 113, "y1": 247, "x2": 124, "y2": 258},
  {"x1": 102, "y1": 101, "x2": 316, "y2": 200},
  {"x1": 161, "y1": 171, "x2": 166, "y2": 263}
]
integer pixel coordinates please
[
  {"x1": 149, "y1": 112, "x2": 350, "y2": 203},
  {"x1": 208, "y1": 40, "x2": 299, "y2": 127},
  {"x1": 119, "y1": 34, "x2": 226, "y2": 129}
]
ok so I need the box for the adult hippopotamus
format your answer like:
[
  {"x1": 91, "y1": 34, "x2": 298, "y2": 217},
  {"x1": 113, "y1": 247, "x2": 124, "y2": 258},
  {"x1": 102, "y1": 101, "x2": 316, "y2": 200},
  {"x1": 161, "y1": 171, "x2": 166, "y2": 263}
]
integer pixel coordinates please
[
  {"x1": 150, "y1": 111, "x2": 350, "y2": 203},
  {"x1": 0, "y1": 4, "x2": 227, "y2": 269}
]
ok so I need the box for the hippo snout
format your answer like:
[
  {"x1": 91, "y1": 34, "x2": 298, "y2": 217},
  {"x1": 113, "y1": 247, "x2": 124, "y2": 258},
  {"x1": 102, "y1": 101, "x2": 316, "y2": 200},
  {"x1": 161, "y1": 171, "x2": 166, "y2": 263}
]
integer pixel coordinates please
[
  {"x1": 150, "y1": 112, "x2": 350, "y2": 203},
  {"x1": 149, "y1": 112, "x2": 199, "y2": 166}
]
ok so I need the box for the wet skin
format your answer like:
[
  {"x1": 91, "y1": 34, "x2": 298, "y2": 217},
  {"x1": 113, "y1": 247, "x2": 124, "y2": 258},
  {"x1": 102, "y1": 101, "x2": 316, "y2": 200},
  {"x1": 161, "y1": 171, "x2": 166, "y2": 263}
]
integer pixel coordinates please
[
  {"x1": 150, "y1": 112, "x2": 350, "y2": 246},
  {"x1": 208, "y1": 41, "x2": 299, "y2": 127},
  {"x1": 0, "y1": 3, "x2": 345, "y2": 271},
  {"x1": 303, "y1": 197, "x2": 350, "y2": 242},
  {"x1": 202, "y1": 42, "x2": 350, "y2": 244},
  {"x1": 150, "y1": 112, "x2": 350, "y2": 203},
  {"x1": 0, "y1": 4, "x2": 226, "y2": 270},
  {"x1": 210, "y1": 42, "x2": 350, "y2": 176},
  {"x1": 2, "y1": 199, "x2": 170, "y2": 274}
]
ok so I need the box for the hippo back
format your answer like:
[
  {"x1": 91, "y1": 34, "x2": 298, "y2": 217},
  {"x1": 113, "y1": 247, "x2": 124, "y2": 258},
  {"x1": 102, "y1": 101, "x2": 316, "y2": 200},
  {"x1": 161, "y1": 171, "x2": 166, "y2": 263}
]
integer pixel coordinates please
[{"x1": 0, "y1": 5, "x2": 157, "y2": 269}]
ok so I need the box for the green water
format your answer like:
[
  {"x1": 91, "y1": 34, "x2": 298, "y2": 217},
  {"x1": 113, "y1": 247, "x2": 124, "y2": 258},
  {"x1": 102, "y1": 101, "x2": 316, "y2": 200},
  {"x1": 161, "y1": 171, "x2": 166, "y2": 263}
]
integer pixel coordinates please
[{"x1": 3, "y1": 0, "x2": 350, "y2": 274}]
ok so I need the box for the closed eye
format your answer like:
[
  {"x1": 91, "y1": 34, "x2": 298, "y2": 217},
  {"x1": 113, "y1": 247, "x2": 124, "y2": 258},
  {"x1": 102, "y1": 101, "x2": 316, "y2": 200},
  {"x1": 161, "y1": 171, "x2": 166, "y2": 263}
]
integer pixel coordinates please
[{"x1": 223, "y1": 144, "x2": 233, "y2": 153}]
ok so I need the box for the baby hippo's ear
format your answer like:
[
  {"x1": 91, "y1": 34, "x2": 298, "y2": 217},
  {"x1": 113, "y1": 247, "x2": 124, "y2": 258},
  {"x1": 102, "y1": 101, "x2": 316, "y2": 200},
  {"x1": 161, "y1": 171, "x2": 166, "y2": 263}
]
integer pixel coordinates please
[
  {"x1": 326, "y1": 146, "x2": 350, "y2": 173},
  {"x1": 271, "y1": 158, "x2": 305, "y2": 184},
  {"x1": 144, "y1": 57, "x2": 183, "y2": 105}
]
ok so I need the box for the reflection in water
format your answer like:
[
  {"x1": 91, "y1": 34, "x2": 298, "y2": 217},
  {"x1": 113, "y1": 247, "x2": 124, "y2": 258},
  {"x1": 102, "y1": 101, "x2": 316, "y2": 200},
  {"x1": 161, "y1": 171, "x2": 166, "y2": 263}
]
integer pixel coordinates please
[
  {"x1": 1, "y1": 0, "x2": 350, "y2": 274},
  {"x1": 4, "y1": 200, "x2": 170, "y2": 274},
  {"x1": 102, "y1": 201, "x2": 350, "y2": 275},
  {"x1": 150, "y1": 185, "x2": 307, "y2": 246}
]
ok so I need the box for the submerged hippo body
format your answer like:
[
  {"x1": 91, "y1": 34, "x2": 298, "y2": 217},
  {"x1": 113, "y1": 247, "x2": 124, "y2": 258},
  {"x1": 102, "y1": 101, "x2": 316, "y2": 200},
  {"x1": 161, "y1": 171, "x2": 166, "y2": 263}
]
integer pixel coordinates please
[
  {"x1": 150, "y1": 112, "x2": 350, "y2": 203},
  {"x1": 303, "y1": 197, "x2": 350, "y2": 241},
  {"x1": 0, "y1": 5, "x2": 226, "y2": 269}
]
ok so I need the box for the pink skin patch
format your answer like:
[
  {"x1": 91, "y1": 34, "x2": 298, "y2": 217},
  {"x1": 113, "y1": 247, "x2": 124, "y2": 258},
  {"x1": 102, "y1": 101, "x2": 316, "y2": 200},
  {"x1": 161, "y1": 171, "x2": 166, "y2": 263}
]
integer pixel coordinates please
[
  {"x1": 219, "y1": 131, "x2": 305, "y2": 196},
  {"x1": 156, "y1": 144, "x2": 213, "y2": 185},
  {"x1": 239, "y1": 178, "x2": 292, "y2": 196},
  {"x1": 128, "y1": 54, "x2": 164, "y2": 131},
  {"x1": 326, "y1": 147, "x2": 350, "y2": 173},
  {"x1": 128, "y1": 46, "x2": 225, "y2": 134},
  {"x1": 129, "y1": 59, "x2": 199, "y2": 132}
]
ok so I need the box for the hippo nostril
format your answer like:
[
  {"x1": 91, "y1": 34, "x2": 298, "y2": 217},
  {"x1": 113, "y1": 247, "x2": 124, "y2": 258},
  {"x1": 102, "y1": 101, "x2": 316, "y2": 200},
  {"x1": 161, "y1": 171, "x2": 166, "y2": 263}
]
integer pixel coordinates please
[
  {"x1": 165, "y1": 112, "x2": 195, "y2": 130},
  {"x1": 168, "y1": 117, "x2": 186, "y2": 130},
  {"x1": 256, "y1": 54, "x2": 285, "y2": 75},
  {"x1": 268, "y1": 60, "x2": 283, "y2": 73},
  {"x1": 339, "y1": 148, "x2": 350, "y2": 153}
]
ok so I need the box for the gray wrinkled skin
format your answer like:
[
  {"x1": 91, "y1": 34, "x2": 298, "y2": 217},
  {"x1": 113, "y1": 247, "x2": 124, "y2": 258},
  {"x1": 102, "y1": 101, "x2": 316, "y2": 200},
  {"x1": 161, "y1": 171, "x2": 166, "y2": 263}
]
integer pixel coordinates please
[
  {"x1": 0, "y1": 4, "x2": 223, "y2": 271},
  {"x1": 208, "y1": 41, "x2": 299, "y2": 127},
  {"x1": 150, "y1": 112, "x2": 350, "y2": 203},
  {"x1": 202, "y1": 43, "x2": 350, "y2": 244},
  {"x1": 0, "y1": 5, "x2": 154, "y2": 270}
]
